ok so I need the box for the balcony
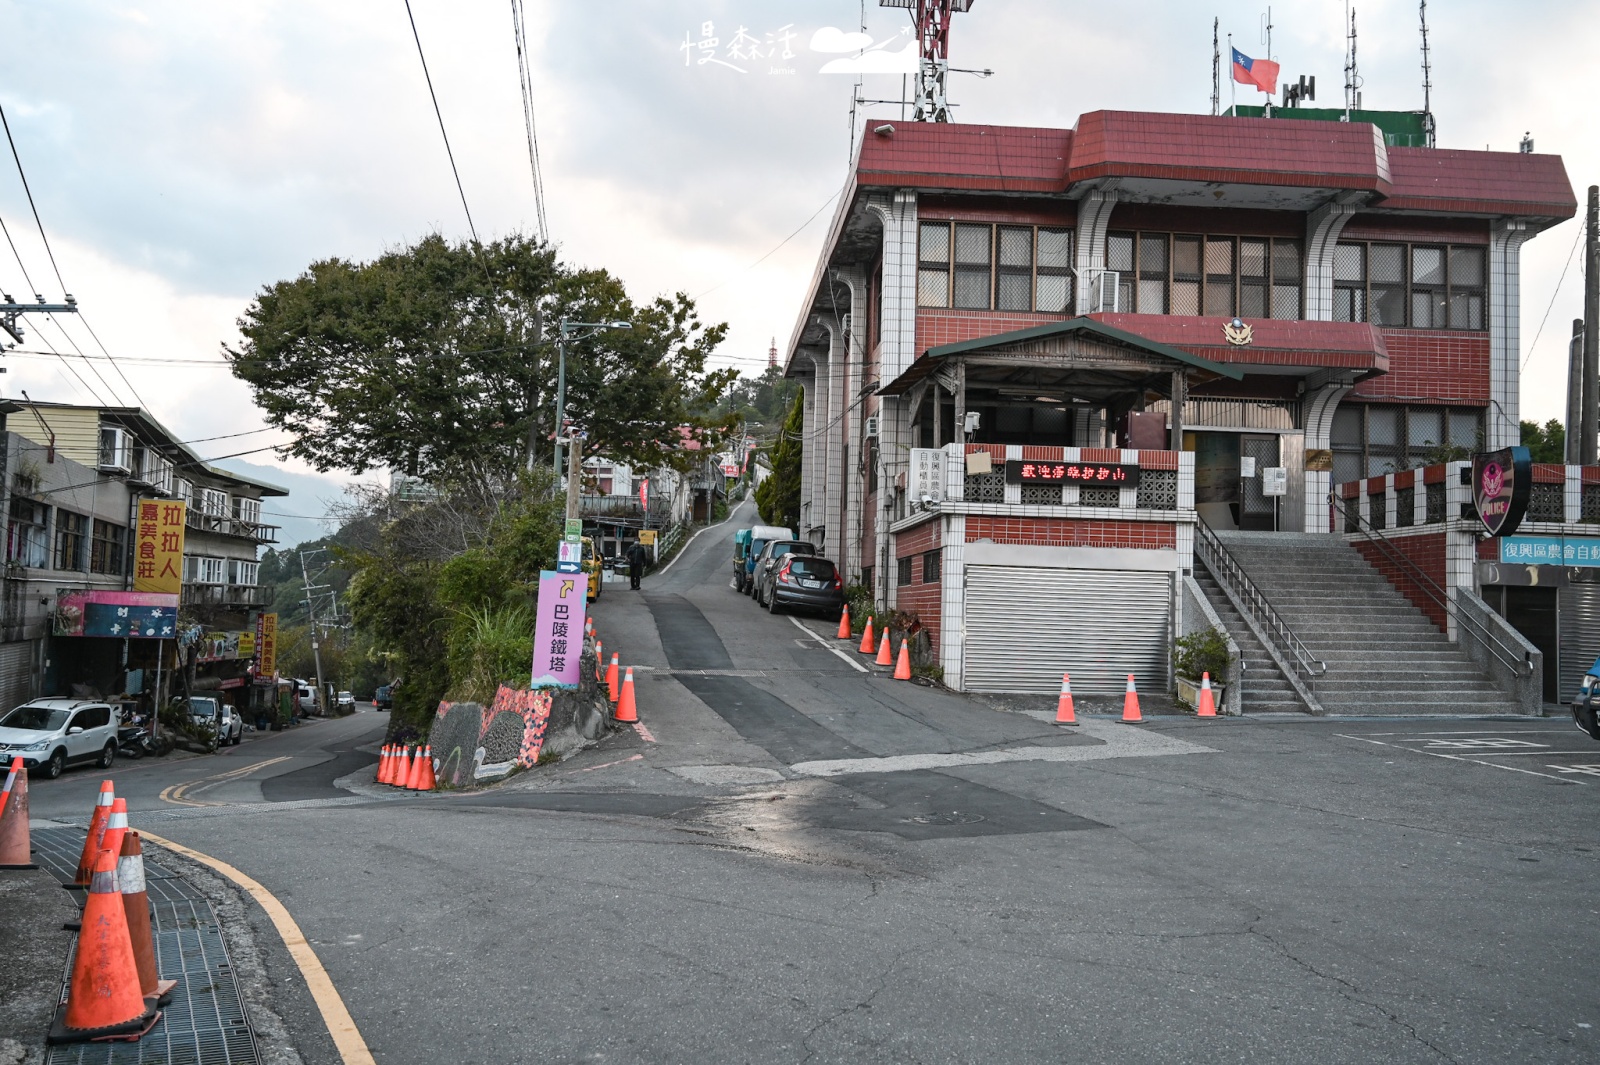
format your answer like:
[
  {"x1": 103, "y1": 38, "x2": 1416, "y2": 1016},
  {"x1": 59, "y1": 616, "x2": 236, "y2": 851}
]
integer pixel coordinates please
[
  {"x1": 185, "y1": 509, "x2": 279, "y2": 544},
  {"x1": 182, "y1": 584, "x2": 268, "y2": 608}
]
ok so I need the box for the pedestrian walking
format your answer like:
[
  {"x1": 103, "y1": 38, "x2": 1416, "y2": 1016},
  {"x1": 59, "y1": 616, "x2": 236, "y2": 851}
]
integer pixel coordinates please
[{"x1": 627, "y1": 539, "x2": 648, "y2": 590}]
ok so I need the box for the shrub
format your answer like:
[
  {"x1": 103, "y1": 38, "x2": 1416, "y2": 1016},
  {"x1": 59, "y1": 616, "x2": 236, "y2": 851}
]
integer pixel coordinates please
[{"x1": 1174, "y1": 626, "x2": 1232, "y2": 682}]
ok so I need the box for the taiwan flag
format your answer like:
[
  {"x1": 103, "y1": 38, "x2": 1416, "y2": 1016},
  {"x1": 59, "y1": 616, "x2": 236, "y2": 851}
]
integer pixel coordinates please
[{"x1": 1231, "y1": 47, "x2": 1279, "y2": 94}]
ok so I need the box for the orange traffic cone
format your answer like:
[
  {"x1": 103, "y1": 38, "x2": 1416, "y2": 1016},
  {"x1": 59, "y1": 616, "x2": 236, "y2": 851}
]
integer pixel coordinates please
[
  {"x1": 100, "y1": 800, "x2": 130, "y2": 867},
  {"x1": 74, "y1": 781, "x2": 116, "y2": 886},
  {"x1": 0, "y1": 754, "x2": 17, "y2": 821},
  {"x1": 414, "y1": 746, "x2": 436, "y2": 792},
  {"x1": 393, "y1": 747, "x2": 412, "y2": 788},
  {"x1": 1197, "y1": 672, "x2": 1218, "y2": 718},
  {"x1": 836, "y1": 605, "x2": 851, "y2": 640},
  {"x1": 405, "y1": 745, "x2": 427, "y2": 790},
  {"x1": 0, "y1": 757, "x2": 37, "y2": 869},
  {"x1": 1055, "y1": 674, "x2": 1077, "y2": 725},
  {"x1": 876, "y1": 629, "x2": 894, "y2": 666},
  {"x1": 594, "y1": 639, "x2": 604, "y2": 682},
  {"x1": 893, "y1": 639, "x2": 912, "y2": 680},
  {"x1": 117, "y1": 833, "x2": 176, "y2": 1004},
  {"x1": 378, "y1": 745, "x2": 393, "y2": 785},
  {"x1": 607, "y1": 653, "x2": 620, "y2": 703},
  {"x1": 615, "y1": 667, "x2": 639, "y2": 723},
  {"x1": 1121, "y1": 674, "x2": 1144, "y2": 723},
  {"x1": 47, "y1": 849, "x2": 161, "y2": 1044},
  {"x1": 858, "y1": 617, "x2": 876, "y2": 654}
]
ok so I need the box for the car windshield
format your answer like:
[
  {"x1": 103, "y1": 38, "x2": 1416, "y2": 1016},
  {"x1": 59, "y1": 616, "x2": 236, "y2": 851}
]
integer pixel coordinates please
[
  {"x1": 189, "y1": 699, "x2": 219, "y2": 715},
  {"x1": 771, "y1": 543, "x2": 814, "y2": 559},
  {"x1": 0, "y1": 705, "x2": 71, "y2": 731},
  {"x1": 787, "y1": 558, "x2": 836, "y2": 579}
]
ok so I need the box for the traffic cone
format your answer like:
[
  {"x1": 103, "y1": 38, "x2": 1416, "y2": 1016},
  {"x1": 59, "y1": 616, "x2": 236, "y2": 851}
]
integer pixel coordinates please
[
  {"x1": 406, "y1": 745, "x2": 426, "y2": 790},
  {"x1": 1055, "y1": 674, "x2": 1077, "y2": 725},
  {"x1": 100, "y1": 800, "x2": 130, "y2": 868},
  {"x1": 0, "y1": 754, "x2": 17, "y2": 821},
  {"x1": 1197, "y1": 672, "x2": 1217, "y2": 717},
  {"x1": 377, "y1": 745, "x2": 392, "y2": 785},
  {"x1": 893, "y1": 639, "x2": 912, "y2": 681},
  {"x1": 414, "y1": 746, "x2": 436, "y2": 792},
  {"x1": 74, "y1": 781, "x2": 116, "y2": 886},
  {"x1": 117, "y1": 833, "x2": 176, "y2": 1004},
  {"x1": 0, "y1": 757, "x2": 37, "y2": 869},
  {"x1": 393, "y1": 747, "x2": 412, "y2": 788},
  {"x1": 614, "y1": 667, "x2": 638, "y2": 723},
  {"x1": 836, "y1": 605, "x2": 851, "y2": 640},
  {"x1": 858, "y1": 617, "x2": 876, "y2": 654},
  {"x1": 607, "y1": 653, "x2": 620, "y2": 703},
  {"x1": 594, "y1": 639, "x2": 604, "y2": 682},
  {"x1": 1121, "y1": 674, "x2": 1144, "y2": 723},
  {"x1": 47, "y1": 849, "x2": 161, "y2": 1044},
  {"x1": 876, "y1": 629, "x2": 893, "y2": 666}
]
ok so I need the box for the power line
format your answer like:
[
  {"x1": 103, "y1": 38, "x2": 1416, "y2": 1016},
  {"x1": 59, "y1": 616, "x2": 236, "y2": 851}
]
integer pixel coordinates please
[
  {"x1": 403, "y1": 0, "x2": 482, "y2": 248},
  {"x1": 693, "y1": 186, "x2": 843, "y2": 300},
  {"x1": 509, "y1": 0, "x2": 549, "y2": 241},
  {"x1": 1522, "y1": 219, "x2": 1584, "y2": 372}
]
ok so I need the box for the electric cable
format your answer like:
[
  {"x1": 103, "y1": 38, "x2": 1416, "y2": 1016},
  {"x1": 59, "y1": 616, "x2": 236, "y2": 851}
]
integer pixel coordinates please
[
  {"x1": 509, "y1": 0, "x2": 549, "y2": 241},
  {"x1": 403, "y1": 0, "x2": 486, "y2": 261},
  {"x1": 1522, "y1": 219, "x2": 1585, "y2": 372}
]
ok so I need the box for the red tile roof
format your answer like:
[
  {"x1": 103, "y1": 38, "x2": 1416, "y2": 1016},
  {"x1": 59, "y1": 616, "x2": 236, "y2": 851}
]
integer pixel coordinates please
[
  {"x1": 857, "y1": 124, "x2": 1072, "y2": 194},
  {"x1": 1385, "y1": 147, "x2": 1576, "y2": 217}
]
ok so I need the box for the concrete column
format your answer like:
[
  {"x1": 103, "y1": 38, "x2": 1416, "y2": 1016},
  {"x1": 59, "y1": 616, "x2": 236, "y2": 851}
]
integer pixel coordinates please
[
  {"x1": 866, "y1": 192, "x2": 918, "y2": 383},
  {"x1": 814, "y1": 327, "x2": 843, "y2": 559},
  {"x1": 1303, "y1": 201, "x2": 1359, "y2": 321},
  {"x1": 1074, "y1": 186, "x2": 1119, "y2": 312},
  {"x1": 835, "y1": 267, "x2": 869, "y2": 588},
  {"x1": 796, "y1": 374, "x2": 815, "y2": 536},
  {"x1": 1303, "y1": 379, "x2": 1354, "y2": 532},
  {"x1": 1488, "y1": 218, "x2": 1534, "y2": 450}
]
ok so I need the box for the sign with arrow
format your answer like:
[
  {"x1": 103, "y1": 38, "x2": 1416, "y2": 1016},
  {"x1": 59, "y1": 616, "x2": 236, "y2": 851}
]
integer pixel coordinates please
[{"x1": 531, "y1": 569, "x2": 586, "y2": 688}]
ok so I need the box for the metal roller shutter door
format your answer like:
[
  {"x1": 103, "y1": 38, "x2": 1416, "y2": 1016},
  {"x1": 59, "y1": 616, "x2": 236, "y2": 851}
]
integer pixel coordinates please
[
  {"x1": 963, "y1": 566, "x2": 1171, "y2": 694},
  {"x1": 1558, "y1": 584, "x2": 1600, "y2": 702},
  {"x1": 0, "y1": 640, "x2": 35, "y2": 712}
]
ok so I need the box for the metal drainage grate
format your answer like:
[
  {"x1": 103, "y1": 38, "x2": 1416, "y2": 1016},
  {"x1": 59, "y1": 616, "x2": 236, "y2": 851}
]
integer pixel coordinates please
[{"x1": 32, "y1": 829, "x2": 261, "y2": 1065}]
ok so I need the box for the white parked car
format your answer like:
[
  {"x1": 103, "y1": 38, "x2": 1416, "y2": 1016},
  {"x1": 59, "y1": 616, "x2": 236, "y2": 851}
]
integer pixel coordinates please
[
  {"x1": 183, "y1": 695, "x2": 242, "y2": 747},
  {"x1": 335, "y1": 691, "x2": 356, "y2": 713},
  {"x1": 0, "y1": 699, "x2": 120, "y2": 779}
]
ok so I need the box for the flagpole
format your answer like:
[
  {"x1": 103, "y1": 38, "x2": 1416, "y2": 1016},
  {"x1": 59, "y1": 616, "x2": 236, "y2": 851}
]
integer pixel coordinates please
[{"x1": 1227, "y1": 34, "x2": 1236, "y2": 114}]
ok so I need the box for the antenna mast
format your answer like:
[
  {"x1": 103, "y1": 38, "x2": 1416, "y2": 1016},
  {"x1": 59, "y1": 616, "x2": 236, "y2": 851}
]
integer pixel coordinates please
[
  {"x1": 881, "y1": 0, "x2": 975, "y2": 123},
  {"x1": 1261, "y1": 7, "x2": 1274, "y2": 117},
  {"x1": 1343, "y1": 3, "x2": 1362, "y2": 120},
  {"x1": 1211, "y1": 17, "x2": 1220, "y2": 116},
  {"x1": 1419, "y1": 0, "x2": 1436, "y2": 147}
]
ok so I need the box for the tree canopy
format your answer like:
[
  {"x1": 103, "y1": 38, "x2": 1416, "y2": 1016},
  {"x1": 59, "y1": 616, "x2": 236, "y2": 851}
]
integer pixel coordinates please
[
  {"x1": 227, "y1": 234, "x2": 738, "y2": 479},
  {"x1": 755, "y1": 391, "x2": 802, "y2": 531}
]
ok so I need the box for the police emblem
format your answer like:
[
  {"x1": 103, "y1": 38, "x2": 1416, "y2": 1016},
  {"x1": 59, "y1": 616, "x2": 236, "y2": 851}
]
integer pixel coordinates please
[{"x1": 1223, "y1": 317, "x2": 1253, "y2": 346}]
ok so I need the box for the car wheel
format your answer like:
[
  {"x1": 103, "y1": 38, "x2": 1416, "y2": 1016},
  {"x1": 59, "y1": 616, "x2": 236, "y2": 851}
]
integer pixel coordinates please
[
  {"x1": 98, "y1": 742, "x2": 116, "y2": 769},
  {"x1": 768, "y1": 592, "x2": 783, "y2": 615},
  {"x1": 43, "y1": 748, "x2": 65, "y2": 780}
]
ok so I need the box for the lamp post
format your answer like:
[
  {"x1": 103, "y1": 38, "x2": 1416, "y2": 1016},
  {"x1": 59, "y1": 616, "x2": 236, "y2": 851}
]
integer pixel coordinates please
[{"x1": 543, "y1": 318, "x2": 631, "y2": 475}]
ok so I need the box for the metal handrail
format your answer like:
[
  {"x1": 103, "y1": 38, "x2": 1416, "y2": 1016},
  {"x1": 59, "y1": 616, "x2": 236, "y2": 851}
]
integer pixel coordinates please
[
  {"x1": 1194, "y1": 519, "x2": 1327, "y2": 685},
  {"x1": 1335, "y1": 493, "x2": 1531, "y2": 677}
]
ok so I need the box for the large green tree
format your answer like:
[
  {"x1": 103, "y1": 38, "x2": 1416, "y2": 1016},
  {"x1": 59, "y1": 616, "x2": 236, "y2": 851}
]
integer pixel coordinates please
[
  {"x1": 227, "y1": 234, "x2": 738, "y2": 479},
  {"x1": 755, "y1": 392, "x2": 803, "y2": 530}
]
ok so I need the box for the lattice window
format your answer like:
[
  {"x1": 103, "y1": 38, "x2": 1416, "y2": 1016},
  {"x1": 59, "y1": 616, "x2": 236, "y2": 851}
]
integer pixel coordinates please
[
  {"x1": 1342, "y1": 495, "x2": 1360, "y2": 533},
  {"x1": 1528, "y1": 482, "x2": 1565, "y2": 522},
  {"x1": 1136, "y1": 470, "x2": 1177, "y2": 510},
  {"x1": 1395, "y1": 485, "x2": 1415, "y2": 527},
  {"x1": 1583, "y1": 484, "x2": 1600, "y2": 522},
  {"x1": 1079, "y1": 485, "x2": 1122, "y2": 508},
  {"x1": 1425, "y1": 482, "x2": 1446, "y2": 523},
  {"x1": 966, "y1": 470, "x2": 1005, "y2": 503},
  {"x1": 1369, "y1": 492, "x2": 1386, "y2": 530},
  {"x1": 1021, "y1": 484, "x2": 1062, "y2": 506}
]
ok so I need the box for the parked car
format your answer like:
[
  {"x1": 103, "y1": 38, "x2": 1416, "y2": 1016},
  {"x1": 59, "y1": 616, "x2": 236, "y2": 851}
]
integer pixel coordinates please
[
  {"x1": 374, "y1": 684, "x2": 394, "y2": 711},
  {"x1": 761, "y1": 555, "x2": 845, "y2": 617},
  {"x1": 1573, "y1": 657, "x2": 1600, "y2": 740},
  {"x1": 0, "y1": 699, "x2": 121, "y2": 778},
  {"x1": 732, "y1": 528, "x2": 752, "y2": 589},
  {"x1": 752, "y1": 540, "x2": 818, "y2": 606},
  {"x1": 294, "y1": 682, "x2": 318, "y2": 717},
  {"x1": 336, "y1": 691, "x2": 357, "y2": 713},
  {"x1": 738, "y1": 524, "x2": 795, "y2": 594},
  {"x1": 183, "y1": 695, "x2": 242, "y2": 747}
]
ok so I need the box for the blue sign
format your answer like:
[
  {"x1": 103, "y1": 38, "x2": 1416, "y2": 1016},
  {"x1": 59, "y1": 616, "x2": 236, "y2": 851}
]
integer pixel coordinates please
[
  {"x1": 81, "y1": 604, "x2": 177, "y2": 638},
  {"x1": 1499, "y1": 535, "x2": 1600, "y2": 567}
]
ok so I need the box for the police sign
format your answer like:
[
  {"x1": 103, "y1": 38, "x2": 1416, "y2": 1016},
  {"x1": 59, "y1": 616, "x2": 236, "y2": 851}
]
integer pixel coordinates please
[{"x1": 1471, "y1": 447, "x2": 1531, "y2": 537}]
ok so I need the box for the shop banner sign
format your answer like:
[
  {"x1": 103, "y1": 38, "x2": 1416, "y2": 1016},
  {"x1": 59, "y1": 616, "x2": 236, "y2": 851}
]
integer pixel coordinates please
[
  {"x1": 1500, "y1": 536, "x2": 1600, "y2": 567},
  {"x1": 1472, "y1": 447, "x2": 1531, "y2": 537},
  {"x1": 1004, "y1": 459, "x2": 1141, "y2": 486},
  {"x1": 134, "y1": 499, "x2": 187, "y2": 594},
  {"x1": 54, "y1": 590, "x2": 178, "y2": 637},
  {"x1": 257, "y1": 613, "x2": 278, "y2": 676},
  {"x1": 530, "y1": 570, "x2": 586, "y2": 689}
]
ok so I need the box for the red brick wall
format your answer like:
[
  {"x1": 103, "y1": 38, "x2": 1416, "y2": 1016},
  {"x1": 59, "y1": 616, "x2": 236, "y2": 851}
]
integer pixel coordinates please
[
  {"x1": 1352, "y1": 331, "x2": 1490, "y2": 403},
  {"x1": 917, "y1": 309, "x2": 1070, "y2": 351},
  {"x1": 1340, "y1": 216, "x2": 1491, "y2": 244},
  {"x1": 894, "y1": 519, "x2": 943, "y2": 651},
  {"x1": 919, "y1": 195, "x2": 1076, "y2": 226},
  {"x1": 1353, "y1": 530, "x2": 1447, "y2": 631},
  {"x1": 965, "y1": 517, "x2": 1177, "y2": 550}
]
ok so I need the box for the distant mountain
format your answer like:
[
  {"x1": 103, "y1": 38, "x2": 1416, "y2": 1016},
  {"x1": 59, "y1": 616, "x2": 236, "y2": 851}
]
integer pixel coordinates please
[{"x1": 210, "y1": 458, "x2": 363, "y2": 549}]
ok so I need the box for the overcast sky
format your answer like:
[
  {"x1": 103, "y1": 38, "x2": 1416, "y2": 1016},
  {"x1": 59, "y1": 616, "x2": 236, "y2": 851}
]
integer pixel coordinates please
[{"x1": 0, "y1": 0, "x2": 1593, "y2": 544}]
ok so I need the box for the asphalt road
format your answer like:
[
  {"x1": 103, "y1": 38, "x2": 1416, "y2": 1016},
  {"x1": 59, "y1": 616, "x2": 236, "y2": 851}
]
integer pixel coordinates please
[{"x1": 23, "y1": 497, "x2": 1600, "y2": 1064}]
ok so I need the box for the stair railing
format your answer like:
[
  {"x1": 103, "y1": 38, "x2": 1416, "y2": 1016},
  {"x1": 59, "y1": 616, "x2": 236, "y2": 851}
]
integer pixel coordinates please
[
  {"x1": 1334, "y1": 492, "x2": 1532, "y2": 677},
  {"x1": 1194, "y1": 519, "x2": 1327, "y2": 686}
]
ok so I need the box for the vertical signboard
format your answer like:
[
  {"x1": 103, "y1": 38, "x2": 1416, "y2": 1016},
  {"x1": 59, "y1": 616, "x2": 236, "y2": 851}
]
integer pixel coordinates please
[
  {"x1": 909, "y1": 448, "x2": 945, "y2": 504},
  {"x1": 133, "y1": 499, "x2": 186, "y2": 595},
  {"x1": 256, "y1": 612, "x2": 278, "y2": 677},
  {"x1": 530, "y1": 570, "x2": 585, "y2": 688},
  {"x1": 1472, "y1": 447, "x2": 1532, "y2": 537}
]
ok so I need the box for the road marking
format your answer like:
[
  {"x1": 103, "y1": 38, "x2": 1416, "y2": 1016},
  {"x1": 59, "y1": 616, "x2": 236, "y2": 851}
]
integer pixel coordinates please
[
  {"x1": 1337, "y1": 734, "x2": 1586, "y2": 783},
  {"x1": 141, "y1": 832, "x2": 375, "y2": 1065},
  {"x1": 657, "y1": 497, "x2": 746, "y2": 575},
  {"x1": 790, "y1": 720, "x2": 1215, "y2": 777},
  {"x1": 632, "y1": 722, "x2": 657, "y2": 744},
  {"x1": 159, "y1": 755, "x2": 293, "y2": 807},
  {"x1": 789, "y1": 616, "x2": 869, "y2": 673},
  {"x1": 581, "y1": 754, "x2": 645, "y2": 772},
  {"x1": 1420, "y1": 738, "x2": 1548, "y2": 749},
  {"x1": 1552, "y1": 764, "x2": 1600, "y2": 776}
]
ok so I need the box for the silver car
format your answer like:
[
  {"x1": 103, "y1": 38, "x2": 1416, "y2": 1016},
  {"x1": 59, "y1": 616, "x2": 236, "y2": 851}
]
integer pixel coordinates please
[
  {"x1": 184, "y1": 696, "x2": 243, "y2": 747},
  {"x1": 0, "y1": 699, "x2": 121, "y2": 779}
]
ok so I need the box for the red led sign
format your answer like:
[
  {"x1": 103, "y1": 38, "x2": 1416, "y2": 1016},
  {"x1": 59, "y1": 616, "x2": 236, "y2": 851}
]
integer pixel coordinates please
[{"x1": 1004, "y1": 460, "x2": 1141, "y2": 487}]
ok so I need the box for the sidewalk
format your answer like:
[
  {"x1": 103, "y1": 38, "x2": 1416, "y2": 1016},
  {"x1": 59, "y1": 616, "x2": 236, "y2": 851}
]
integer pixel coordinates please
[{"x1": 0, "y1": 857, "x2": 75, "y2": 1065}]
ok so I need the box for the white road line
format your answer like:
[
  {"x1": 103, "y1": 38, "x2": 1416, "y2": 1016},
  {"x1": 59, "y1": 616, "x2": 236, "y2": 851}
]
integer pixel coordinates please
[
  {"x1": 790, "y1": 719, "x2": 1215, "y2": 777},
  {"x1": 1366, "y1": 729, "x2": 1570, "y2": 737},
  {"x1": 658, "y1": 496, "x2": 749, "y2": 575},
  {"x1": 789, "y1": 616, "x2": 869, "y2": 673},
  {"x1": 1336, "y1": 734, "x2": 1587, "y2": 784}
]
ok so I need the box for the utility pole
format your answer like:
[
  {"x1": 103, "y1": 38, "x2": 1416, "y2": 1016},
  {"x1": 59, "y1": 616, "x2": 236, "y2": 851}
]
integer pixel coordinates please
[
  {"x1": 565, "y1": 430, "x2": 583, "y2": 521},
  {"x1": 1583, "y1": 186, "x2": 1599, "y2": 465},
  {"x1": 299, "y1": 550, "x2": 328, "y2": 716},
  {"x1": 1567, "y1": 318, "x2": 1585, "y2": 464},
  {"x1": 548, "y1": 318, "x2": 632, "y2": 479}
]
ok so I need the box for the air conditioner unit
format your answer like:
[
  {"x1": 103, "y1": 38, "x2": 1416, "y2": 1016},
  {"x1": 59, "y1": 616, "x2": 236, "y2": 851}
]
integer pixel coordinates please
[
  {"x1": 864, "y1": 415, "x2": 880, "y2": 438},
  {"x1": 97, "y1": 426, "x2": 132, "y2": 474},
  {"x1": 1086, "y1": 269, "x2": 1121, "y2": 313}
]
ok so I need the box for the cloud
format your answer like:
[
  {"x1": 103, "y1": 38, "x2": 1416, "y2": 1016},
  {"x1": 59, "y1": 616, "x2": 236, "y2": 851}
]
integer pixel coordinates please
[
  {"x1": 819, "y1": 41, "x2": 919, "y2": 75},
  {"x1": 809, "y1": 26, "x2": 874, "y2": 54}
]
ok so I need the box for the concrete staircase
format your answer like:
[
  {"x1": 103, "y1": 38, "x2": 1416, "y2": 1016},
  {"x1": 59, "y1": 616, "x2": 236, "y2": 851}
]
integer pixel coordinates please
[
  {"x1": 1205, "y1": 531, "x2": 1514, "y2": 715},
  {"x1": 1192, "y1": 569, "x2": 1307, "y2": 714}
]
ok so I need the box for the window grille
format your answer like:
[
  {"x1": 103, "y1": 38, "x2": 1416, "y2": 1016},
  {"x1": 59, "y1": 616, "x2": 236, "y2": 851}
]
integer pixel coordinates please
[
  {"x1": 1334, "y1": 240, "x2": 1486, "y2": 330},
  {"x1": 1079, "y1": 485, "x2": 1121, "y2": 508},
  {"x1": 1020, "y1": 484, "x2": 1062, "y2": 506},
  {"x1": 897, "y1": 556, "x2": 913, "y2": 587},
  {"x1": 1583, "y1": 484, "x2": 1600, "y2": 522},
  {"x1": 1395, "y1": 485, "x2": 1415, "y2": 527},
  {"x1": 922, "y1": 549, "x2": 941, "y2": 583},
  {"x1": 1368, "y1": 491, "x2": 1387, "y2": 530},
  {"x1": 1425, "y1": 482, "x2": 1447, "y2": 523},
  {"x1": 965, "y1": 470, "x2": 1005, "y2": 503},
  {"x1": 1528, "y1": 483, "x2": 1565, "y2": 523},
  {"x1": 54, "y1": 511, "x2": 86, "y2": 571},
  {"x1": 1136, "y1": 470, "x2": 1178, "y2": 510},
  {"x1": 90, "y1": 520, "x2": 125, "y2": 576}
]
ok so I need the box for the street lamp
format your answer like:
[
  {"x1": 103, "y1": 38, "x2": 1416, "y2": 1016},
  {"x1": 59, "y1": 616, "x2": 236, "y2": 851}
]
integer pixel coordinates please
[{"x1": 543, "y1": 318, "x2": 632, "y2": 475}]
